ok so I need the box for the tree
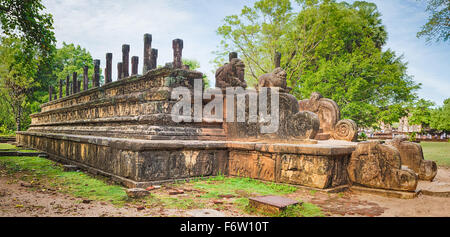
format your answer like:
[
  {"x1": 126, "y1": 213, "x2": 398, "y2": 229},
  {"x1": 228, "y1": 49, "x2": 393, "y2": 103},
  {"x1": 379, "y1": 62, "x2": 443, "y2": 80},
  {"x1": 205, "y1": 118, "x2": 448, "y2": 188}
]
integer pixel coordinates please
[
  {"x1": 53, "y1": 42, "x2": 95, "y2": 93},
  {"x1": 0, "y1": 0, "x2": 56, "y2": 56},
  {"x1": 215, "y1": 0, "x2": 419, "y2": 128},
  {"x1": 0, "y1": 37, "x2": 39, "y2": 131},
  {"x1": 417, "y1": 0, "x2": 450, "y2": 43},
  {"x1": 430, "y1": 98, "x2": 450, "y2": 131},
  {"x1": 408, "y1": 99, "x2": 435, "y2": 128}
]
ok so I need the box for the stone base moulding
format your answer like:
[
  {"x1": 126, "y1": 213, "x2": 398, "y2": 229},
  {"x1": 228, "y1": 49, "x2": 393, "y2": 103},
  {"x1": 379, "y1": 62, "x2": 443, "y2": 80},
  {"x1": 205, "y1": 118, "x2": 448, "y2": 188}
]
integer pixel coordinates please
[{"x1": 17, "y1": 131, "x2": 358, "y2": 190}]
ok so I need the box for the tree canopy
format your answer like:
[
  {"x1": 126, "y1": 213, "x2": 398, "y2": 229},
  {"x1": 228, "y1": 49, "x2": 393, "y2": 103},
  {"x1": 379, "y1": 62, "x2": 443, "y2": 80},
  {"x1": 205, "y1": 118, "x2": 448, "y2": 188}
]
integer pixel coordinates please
[
  {"x1": 215, "y1": 0, "x2": 420, "y2": 128},
  {"x1": 0, "y1": 37, "x2": 39, "y2": 131},
  {"x1": 0, "y1": 0, "x2": 56, "y2": 56},
  {"x1": 408, "y1": 99, "x2": 435, "y2": 128},
  {"x1": 430, "y1": 98, "x2": 450, "y2": 131},
  {"x1": 417, "y1": 0, "x2": 450, "y2": 43}
]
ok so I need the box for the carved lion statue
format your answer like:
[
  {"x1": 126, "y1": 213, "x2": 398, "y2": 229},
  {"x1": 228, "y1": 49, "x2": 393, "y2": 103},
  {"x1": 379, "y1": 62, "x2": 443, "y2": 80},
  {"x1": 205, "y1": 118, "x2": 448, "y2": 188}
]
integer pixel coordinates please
[
  {"x1": 215, "y1": 58, "x2": 247, "y2": 89},
  {"x1": 257, "y1": 67, "x2": 291, "y2": 93}
]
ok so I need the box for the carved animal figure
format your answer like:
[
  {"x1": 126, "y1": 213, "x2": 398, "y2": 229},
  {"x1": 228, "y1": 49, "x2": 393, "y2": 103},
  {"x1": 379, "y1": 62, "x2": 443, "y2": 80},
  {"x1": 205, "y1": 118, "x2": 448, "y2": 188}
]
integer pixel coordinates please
[
  {"x1": 215, "y1": 58, "x2": 247, "y2": 89},
  {"x1": 257, "y1": 67, "x2": 291, "y2": 93}
]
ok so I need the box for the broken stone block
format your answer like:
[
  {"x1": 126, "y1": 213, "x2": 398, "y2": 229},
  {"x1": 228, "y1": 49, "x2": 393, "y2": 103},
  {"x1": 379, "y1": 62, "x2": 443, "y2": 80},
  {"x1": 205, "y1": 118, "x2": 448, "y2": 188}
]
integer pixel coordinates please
[
  {"x1": 347, "y1": 141, "x2": 418, "y2": 192},
  {"x1": 386, "y1": 137, "x2": 437, "y2": 181},
  {"x1": 248, "y1": 195, "x2": 300, "y2": 215},
  {"x1": 126, "y1": 188, "x2": 150, "y2": 198}
]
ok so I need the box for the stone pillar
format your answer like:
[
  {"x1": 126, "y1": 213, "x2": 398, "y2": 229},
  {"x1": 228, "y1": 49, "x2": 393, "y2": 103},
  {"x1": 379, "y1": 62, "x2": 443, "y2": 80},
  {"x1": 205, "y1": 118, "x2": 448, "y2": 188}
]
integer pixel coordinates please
[
  {"x1": 143, "y1": 34, "x2": 152, "y2": 73},
  {"x1": 59, "y1": 79, "x2": 63, "y2": 99},
  {"x1": 93, "y1": 59, "x2": 100, "y2": 87},
  {"x1": 172, "y1": 39, "x2": 183, "y2": 69},
  {"x1": 122, "y1": 44, "x2": 130, "y2": 78},
  {"x1": 66, "y1": 75, "x2": 70, "y2": 96},
  {"x1": 72, "y1": 72, "x2": 78, "y2": 94},
  {"x1": 83, "y1": 66, "x2": 89, "y2": 91},
  {"x1": 131, "y1": 56, "x2": 139, "y2": 75},
  {"x1": 54, "y1": 94, "x2": 57, "y2": 101},
  {"x1": 69, "y1": 82, "x2": 72, "y2": 95},
  {"x1": 49, "y1": 86, "x2": 53, "y2": 102},
  {"x1": 274, "y1": 51, "x2": 281, "y2": 68},
  {"x1": 229, "y1": 52, "x2": 238, "y2": 62},
  {"x1": 77, "y1": 81, "x2": 81, "y2": 93},
  {"x1": 105, "y1": 53, "x2": 112, "y2": 84},
  {"x1": 117, "y1": 62, "x2": 123, "y2": 80},
  {"x1": 151, "y1": 48, "x2": 158, "y2": 69}
]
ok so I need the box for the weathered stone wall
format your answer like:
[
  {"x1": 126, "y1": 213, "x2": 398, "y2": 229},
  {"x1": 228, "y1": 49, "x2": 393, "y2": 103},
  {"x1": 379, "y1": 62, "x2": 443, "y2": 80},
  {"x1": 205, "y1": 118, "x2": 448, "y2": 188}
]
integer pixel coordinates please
[
  {"x1": 227, "y1": 141, "x2": 353, "y2": 189},
  {"x1": 18, "y1": 132, "x2": 229, "y2": 187}
]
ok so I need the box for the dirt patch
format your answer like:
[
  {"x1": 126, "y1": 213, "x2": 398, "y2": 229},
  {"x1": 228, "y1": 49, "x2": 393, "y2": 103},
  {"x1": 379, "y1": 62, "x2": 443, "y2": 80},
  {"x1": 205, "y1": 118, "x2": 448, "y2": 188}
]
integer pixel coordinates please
[{"x1": 1, "y1": 166, "x2": 449, "y2": 217}]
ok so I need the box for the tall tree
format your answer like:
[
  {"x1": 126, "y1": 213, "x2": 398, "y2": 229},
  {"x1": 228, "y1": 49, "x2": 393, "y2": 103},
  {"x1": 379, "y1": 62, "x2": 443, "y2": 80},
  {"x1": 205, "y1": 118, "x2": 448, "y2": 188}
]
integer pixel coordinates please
[
  {"x1": 215, "y1": 0, "x2": 419, "y2": 128},
  {"x1": 53, "y1": 42, "x2": 95, "y2": 93},
  {"x1": 417, "y1": 0, "x2": 450, "y2": 43},
  {"x1": 0, "y1": 0, "x2": 56, "y2": 56},
  {"x1": 0, "y1": 37, "x2": 39, "y2": 131},
  {"x1": 408, "y1": 99, "x2": 435, "y2": 129},
  {"x1": 430, "y1": 98, "x2": 450, "y2": 131}
]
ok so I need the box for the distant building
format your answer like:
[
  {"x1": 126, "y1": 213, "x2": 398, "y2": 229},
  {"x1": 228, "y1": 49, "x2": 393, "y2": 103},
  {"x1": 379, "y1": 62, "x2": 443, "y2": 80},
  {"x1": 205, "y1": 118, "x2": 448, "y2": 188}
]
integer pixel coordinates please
[{"x1": 398, "y1": 116, "x2": 422, "y2": 133}]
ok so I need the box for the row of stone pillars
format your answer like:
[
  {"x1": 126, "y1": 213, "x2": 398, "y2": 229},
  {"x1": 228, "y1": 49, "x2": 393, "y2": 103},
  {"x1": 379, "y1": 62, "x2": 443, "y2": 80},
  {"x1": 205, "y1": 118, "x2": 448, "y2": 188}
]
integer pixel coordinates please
[{"x1": 49, "y1": 34, "x2": 185, "y2": 102}]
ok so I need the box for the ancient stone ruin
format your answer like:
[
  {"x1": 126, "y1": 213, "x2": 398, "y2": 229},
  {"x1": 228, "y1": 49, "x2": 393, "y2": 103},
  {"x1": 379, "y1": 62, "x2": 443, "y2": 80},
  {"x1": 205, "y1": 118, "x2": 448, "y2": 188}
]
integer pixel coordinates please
[
  {"x1": 299, "y1": 92, "x2": 358, "y2": 142},
  {"x1": 17, "y1": 34, "x2": 438, "y2": 198}
]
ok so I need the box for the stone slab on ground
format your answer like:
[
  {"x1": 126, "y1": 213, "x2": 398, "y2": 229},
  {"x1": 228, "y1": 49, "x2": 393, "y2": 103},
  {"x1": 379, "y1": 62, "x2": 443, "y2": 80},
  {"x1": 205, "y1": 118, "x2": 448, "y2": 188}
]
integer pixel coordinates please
[
  {"x1": 249, "y1": 195, "x2": 300, "y2": 214},
  {"x1": 125, "y1": 188, "x2": 150, "y2": 198},
  {"x1": 350, "y1": 185, "x2": 419, "y2": 199},
  {"x1": 417, "y1": 168, "x2": 450, "y2": 198}
]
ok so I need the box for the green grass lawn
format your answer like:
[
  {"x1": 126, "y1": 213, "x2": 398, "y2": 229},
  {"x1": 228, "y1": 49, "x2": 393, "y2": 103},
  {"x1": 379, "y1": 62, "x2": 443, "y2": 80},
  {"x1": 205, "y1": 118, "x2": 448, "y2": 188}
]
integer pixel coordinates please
[
  {"x1": 0, "y1": 143, "x2": 16, "y2": 150},
  {"x1": 422, "y1": 142, "x2": 450, "y2": 167},
  {"x1": 0, "y1": 143, "x2": 40, "y2": 153}
]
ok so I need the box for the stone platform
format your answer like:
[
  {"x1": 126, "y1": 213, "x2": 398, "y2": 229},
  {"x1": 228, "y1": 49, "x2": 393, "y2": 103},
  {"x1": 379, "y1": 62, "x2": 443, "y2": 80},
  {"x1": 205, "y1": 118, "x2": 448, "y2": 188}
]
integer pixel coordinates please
[
  {"x1": 16, "y1": 39, "x2": 435, "y2": 198},
  {"x1": 17, "y1": 129, "x2": 356, "y2": 188}
]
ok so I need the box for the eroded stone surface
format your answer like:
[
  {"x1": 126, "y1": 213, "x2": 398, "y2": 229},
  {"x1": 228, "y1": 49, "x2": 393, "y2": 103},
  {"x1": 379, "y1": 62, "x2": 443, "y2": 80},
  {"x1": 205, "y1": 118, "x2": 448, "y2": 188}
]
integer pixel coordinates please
[
  {"x1": 257, "y1": 67, "x2": 291, "y2": 93},
  {"x1": 299, "y1": 92, "x2": 357, "y2": 142},
  {"x1": 215, "y1": 58, "x2": 247, "y2": 89},
  {"x1": 224, "y1": 92, "x2": 320, "y2": 142},
  {"x1": 386, "y1": 137, "x2": 437, "y2": 181},
  {"x1": 348, "y1": 141, "x2": 418, "y2": 192}
]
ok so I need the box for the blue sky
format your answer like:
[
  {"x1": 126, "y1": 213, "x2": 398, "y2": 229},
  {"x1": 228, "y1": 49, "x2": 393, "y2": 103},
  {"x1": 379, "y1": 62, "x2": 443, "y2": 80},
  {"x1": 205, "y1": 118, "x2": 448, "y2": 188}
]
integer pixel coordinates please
[{"x1": 43, "y1": 0, "x2": 449, "y2": 105}]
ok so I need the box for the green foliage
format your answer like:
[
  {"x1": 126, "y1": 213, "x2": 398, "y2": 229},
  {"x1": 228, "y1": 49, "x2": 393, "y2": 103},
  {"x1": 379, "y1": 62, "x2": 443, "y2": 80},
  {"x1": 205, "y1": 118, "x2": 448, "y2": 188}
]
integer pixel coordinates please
[
  {"x1": 0, "y1": 39, "x2": 95, "y2": 131},
  {"x1": 408, "y1": 99, "x2": 436, "y2": 128},
  {"x1": 417, "y1": 0, "x2": 450, "y2": 43},
  {"x1": 276, "y1": 202, "x2": 323, "y2": 217},
  {"x1": 430, "y1": 98, "x2": 450, "y2": 131},
  {"x1": 53, "y1": 42, "x2": 95, "y2": 92},
  {"x1": 183, "y1": 58, "x2": 210, "y2": 88},
  {"x1": 193, "y1": 175, "x2": 297, "y2": 199},
  {"x1": 215, "y1": 0, "x2": 419, "y2": 128},
  {"x1": 358, "y1": 132, "x2": 368, "y2": 141},
  {"x1": 409, "y1": 132, "x2": 417, "y2": 142},
  {"x1": 0, "y1": 0, "x2": 56, "y2": 56},
  {"x1": 0, "y1": 37, "x2": 40, "y2": 131}
]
